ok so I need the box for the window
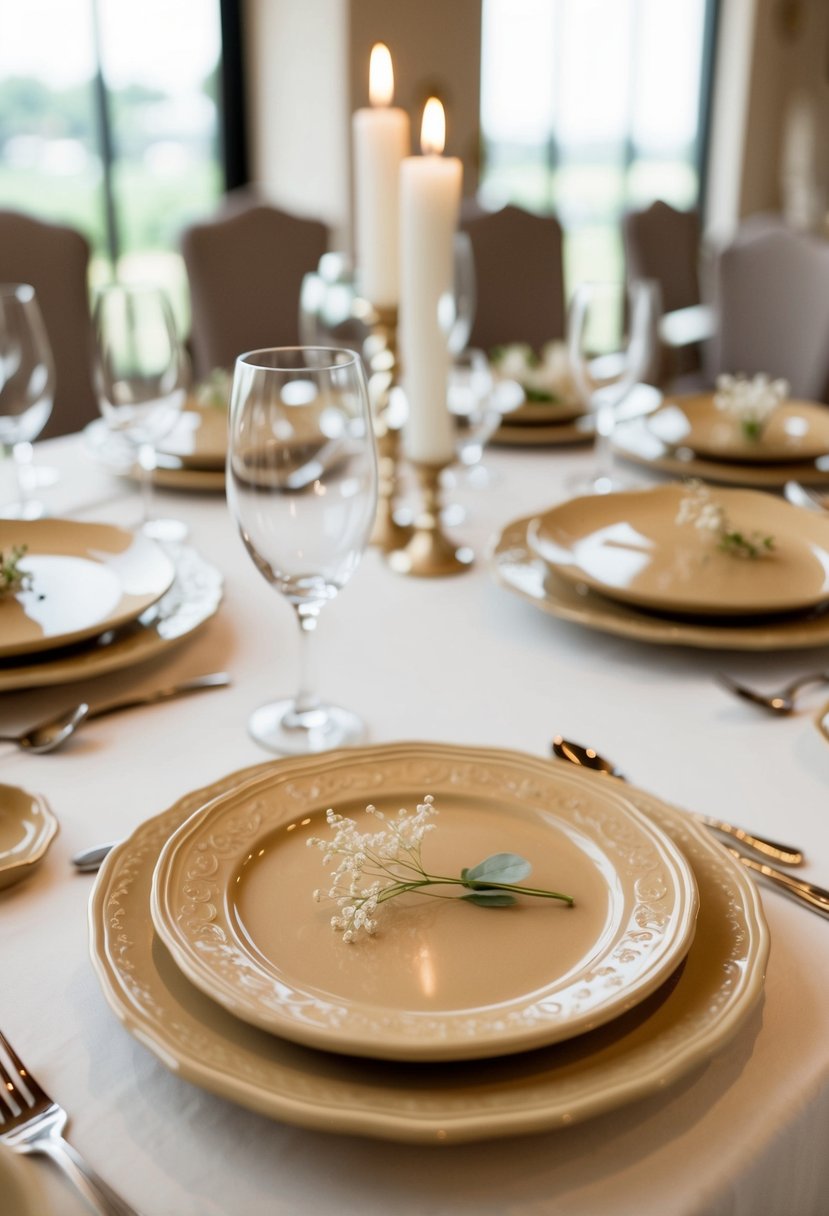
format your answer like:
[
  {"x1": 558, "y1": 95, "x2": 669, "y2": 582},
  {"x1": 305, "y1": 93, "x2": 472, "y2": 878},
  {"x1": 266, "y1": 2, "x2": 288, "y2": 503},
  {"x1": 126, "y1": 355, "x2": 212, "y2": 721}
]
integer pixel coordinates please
[
  {"x1": 0, "y1": 0, "x2": 239, "y2": 330},
  {"x1": 480, "y1": 0, "x2": 717, "y2": 293}
]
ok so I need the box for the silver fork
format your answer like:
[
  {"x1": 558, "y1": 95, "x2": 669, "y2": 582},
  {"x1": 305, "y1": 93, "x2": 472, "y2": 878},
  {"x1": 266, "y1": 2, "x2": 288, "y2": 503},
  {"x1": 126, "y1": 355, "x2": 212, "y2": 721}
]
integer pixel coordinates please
[
  {"x1": 718, "y1": 670, "x2": 829, "y2": 715},
  {"x1": 0, "y1": 1029, "x2": 140, "y2": 1216}
]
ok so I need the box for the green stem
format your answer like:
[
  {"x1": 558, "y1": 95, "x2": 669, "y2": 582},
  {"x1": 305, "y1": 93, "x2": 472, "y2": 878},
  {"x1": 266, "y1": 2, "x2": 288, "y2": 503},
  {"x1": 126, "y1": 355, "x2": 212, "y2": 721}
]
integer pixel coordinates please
[{"x1": 373, "y1": 873, "x2": 573, "y2": 906}]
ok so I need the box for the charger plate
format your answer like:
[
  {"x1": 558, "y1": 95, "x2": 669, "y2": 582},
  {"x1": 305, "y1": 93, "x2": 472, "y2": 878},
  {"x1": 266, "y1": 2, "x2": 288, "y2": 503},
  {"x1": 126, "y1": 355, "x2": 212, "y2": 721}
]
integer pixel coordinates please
[
  {"x1": 89, "y1": 743, "x2": 768, "y2": 1144},
  {"x1": 155, "y1": 401, "x2": 227, "y2": 470},
  {"x1": 84, "y1": 419, "x2": 225, "y2": 493},
  {"x1": 150, "y1": 747, "x2": 698, "y2": 1062},
  {"x1": 0, "y1": 1146, "x2": 45, "y2": 1216},
  {"x1": 0, "y1": 545, "x2": 222, "y2": 691},
  {"x1": 526, "y1": 485, "x2": 829, "y2": 619},
  {"x1": 0, "y1": 784, "x2": 58, "y2": 890},
  {"x1": 644, "y1": 393, "x2": 829, "y2": 465},
  {"x1": 0, "y1": 520, "x2": 175, "y2": 659},
  {"x1": 492, "y1": 513, "x2": 829, "y2": 650}
]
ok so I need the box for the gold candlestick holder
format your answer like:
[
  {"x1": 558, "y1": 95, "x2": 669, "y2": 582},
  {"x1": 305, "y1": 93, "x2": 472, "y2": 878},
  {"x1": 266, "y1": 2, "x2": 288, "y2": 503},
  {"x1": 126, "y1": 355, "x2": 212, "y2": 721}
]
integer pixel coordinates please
[
  {"x1": 387, "y1": 459, "x2": 474, "y2": 577},
  {"x1": 364, "y1": 304, "x2": 414, "y2": 552}
]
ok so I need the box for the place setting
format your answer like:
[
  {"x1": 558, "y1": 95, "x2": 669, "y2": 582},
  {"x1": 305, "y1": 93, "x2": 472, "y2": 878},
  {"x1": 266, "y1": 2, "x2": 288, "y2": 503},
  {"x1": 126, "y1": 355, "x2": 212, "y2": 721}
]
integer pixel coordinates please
[
  {"x1": 612, "y1": 373, "x2": 829, "y2": 487},
  {"x1": 490, "y1": 479, "x2": 829, "y2": 650},
  {"x1": 88, "y1": 738, "x2": 768, "y2": 1144}
]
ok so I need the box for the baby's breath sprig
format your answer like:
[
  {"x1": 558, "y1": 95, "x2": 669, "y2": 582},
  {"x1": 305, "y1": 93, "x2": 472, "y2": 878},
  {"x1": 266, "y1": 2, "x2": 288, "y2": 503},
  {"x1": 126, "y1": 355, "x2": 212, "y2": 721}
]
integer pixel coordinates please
[
  {"x1": 307, "y1": 796, "x2": 574, "y2": 943},
  {"x1": 0, "y1": 545, "x2": 31, "y2": 597},
  {"x1": 676, "y1": 480, "x2": 774, "y2": 559},
  {"x1": 714, "y1": 372, "x2": 788, "y2": 441}
]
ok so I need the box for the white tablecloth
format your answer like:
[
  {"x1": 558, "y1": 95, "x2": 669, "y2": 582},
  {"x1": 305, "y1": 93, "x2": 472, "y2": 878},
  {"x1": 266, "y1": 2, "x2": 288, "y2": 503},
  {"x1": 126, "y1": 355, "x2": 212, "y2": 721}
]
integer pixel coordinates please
[{"x1": 2, "y1": 434, "x2": 829, "y2": 1216}]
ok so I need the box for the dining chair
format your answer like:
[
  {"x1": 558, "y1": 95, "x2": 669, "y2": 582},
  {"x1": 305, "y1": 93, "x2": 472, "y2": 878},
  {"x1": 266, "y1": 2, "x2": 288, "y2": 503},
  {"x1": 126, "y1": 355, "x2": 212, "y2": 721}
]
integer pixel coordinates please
[
  {"x1": 708, "y1": 224, "x2": 829, "y2": 402},
  {"x1": 0, "y1": 209, "x2": 96, "y2": 438},
  {"x1": 621, "y1": 200, "x2": 713, "y2": 388},
  {"x1": 180, "y1": 200, "x2": 329, "y2": 378},
  {"x1": 460, "y1": 204, "x2": 566, "y2": 352}
]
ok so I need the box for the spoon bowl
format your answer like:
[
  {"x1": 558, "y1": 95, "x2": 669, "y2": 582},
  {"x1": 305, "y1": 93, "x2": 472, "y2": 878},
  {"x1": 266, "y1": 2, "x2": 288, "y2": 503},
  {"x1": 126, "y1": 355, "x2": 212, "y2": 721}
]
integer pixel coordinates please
[{"x1": 0, "y1": 704, "x2": 90, "y2": 754}]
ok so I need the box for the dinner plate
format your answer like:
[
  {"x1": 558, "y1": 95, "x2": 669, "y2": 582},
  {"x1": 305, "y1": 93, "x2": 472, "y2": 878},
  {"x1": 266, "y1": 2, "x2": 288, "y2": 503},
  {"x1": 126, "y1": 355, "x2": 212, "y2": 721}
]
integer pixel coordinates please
[
  {"x1": 89, "y1": 744, "x2": 769, "y2": 1145},
  {"x1": 613, "y1": 415, "x2": 829, "y2": 488},
  {"x1": 493, "y1": 416, "x2": 592, "y2": 447},
  {"x1": 503, "y1": 398, "x2": 585, "y2": 426},
  {"x1": 150, "y1": 750, "x2": 698, "y2": 1062},
  {"x1": 0, "y1": 520, "x2": 175, "y2": 659},
  {"x1": 0, "y1": 1145, "x2": 45, "y2": 1215},
  {"x1": 0, "y1": 784, "x2": 58, "y2": 891},
  {"x1": 155, "y1": 401, "x2": 227, "y2": 470},
  {"x1": 647, "y1": 393, "x2": 829, "y2": 464},
  {"x1": 0, "y1": 544, "x2": 222, "y2": 691},
  {"x1": 84, "y1": 420, "x2": 226, "y2": 493},
  {"x1": 491, "y1": 512, "x2": 829, "y2": 649},
  {"x1": 526, "y1": 485, "x2": 829, "y2": 619}
]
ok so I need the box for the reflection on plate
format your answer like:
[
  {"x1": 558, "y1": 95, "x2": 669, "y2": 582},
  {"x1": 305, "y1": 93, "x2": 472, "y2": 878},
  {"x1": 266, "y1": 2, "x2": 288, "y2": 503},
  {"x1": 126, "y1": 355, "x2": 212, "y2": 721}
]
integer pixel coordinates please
[
  {"x1": 0, "y1": 520, "x2": 175, "y2": 659},
  {"x1": 0, "y1": 784, "x2": 58, "y2": 890},
  {"x1": 89, "y1": 744, "x2": 768, "y2": 1145},
  {"x1": 491, "y1": 513, "x2": 829, "y2": 649},
  {"x1": 0, "y1": 544, "x2": 222, "y2": 691},
  {"x1": 84, "y1": 420, "x2": 225, "y2": 493},
  {"x1": 649, "y1": 393, "x2": 829, "y2": 464},
  {"x1": 156, "y1": 401, "x2": 227, "y2": 470},
  {"x1": 613, "y1": 414, "x2": 829, "y2": 488},
  {"x1": 151, "y1": 753, "x2": 697, "y2": 1062},
  {"x1": 527, "y1": 485, "x2": 829, "y2": 619}
]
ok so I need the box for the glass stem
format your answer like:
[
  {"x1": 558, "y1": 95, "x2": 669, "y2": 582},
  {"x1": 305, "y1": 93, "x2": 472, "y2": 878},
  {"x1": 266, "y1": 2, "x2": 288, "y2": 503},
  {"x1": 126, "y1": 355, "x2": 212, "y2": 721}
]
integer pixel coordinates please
[
  {"x1": 11, "y1": 442, "x2": 32, "y2": 514},
  {"x1": 286, "y1": 605, "x2": 323, "y2": 725},
  {"x1": 593, "y1": 399, "x2": 616, "y2": 487},
  {"x1": 136, "y1": 442, "x2": 156, "y2": 526}
]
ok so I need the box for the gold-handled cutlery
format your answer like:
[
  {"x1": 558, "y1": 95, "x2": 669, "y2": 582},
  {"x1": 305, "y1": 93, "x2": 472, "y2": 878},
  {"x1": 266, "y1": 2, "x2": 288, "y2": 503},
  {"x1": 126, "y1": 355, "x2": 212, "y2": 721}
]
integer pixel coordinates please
[
  {"x1": 0, "y1": 673, "x2": 231, "y2": 755},
  {"x1": 717, "y1": 670, "x2": 829, "y2": 715},
  {"x1": 0, "y1": 1028, "x2": 140, "y2": 1216}
]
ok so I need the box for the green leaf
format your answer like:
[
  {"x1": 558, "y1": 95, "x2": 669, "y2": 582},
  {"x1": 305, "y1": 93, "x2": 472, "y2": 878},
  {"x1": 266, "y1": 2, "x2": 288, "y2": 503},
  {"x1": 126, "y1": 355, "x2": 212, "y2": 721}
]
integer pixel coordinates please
[
  {"x1": 463, "y1": 853, "x2": 531, "y2": 885},
  {"x1": 461, "y1": 891, "x2": 517, "y2": 907}
]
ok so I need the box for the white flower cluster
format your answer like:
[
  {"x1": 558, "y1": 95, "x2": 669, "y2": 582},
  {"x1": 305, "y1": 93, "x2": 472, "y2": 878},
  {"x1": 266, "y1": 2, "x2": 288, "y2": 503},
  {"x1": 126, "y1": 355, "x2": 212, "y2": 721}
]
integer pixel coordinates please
[
  {"x1": 492, "y1": 341, "x2": 578, "y2": 403},
  {"x1": 714, "y1": 373, "x2": 788, "y2": 437},
  {"x1": 675, "y1": 479, "x2": 727, "y2": 535},
  {"x1": 307, "y1": 796, "x2": 438, "y2": 943}
]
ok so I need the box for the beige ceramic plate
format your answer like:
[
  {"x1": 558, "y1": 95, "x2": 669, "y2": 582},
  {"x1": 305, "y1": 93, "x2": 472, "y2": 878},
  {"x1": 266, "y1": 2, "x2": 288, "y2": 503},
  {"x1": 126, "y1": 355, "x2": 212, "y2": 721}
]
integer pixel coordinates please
[
  {"x1": 156, "y1": 401, "x2": 227, "y2": 470},
  {"x1": 649, "y1": 393, "x2": 829, "y2": 464},
  {"x1": 505, "y1": 397, "x2": 585, "y2": 426},
  {"x1": 613, "y1": 415, "x2": 829, "y2": 488},
  {"x1": 0, "y1": 544, "x2": 222, "y2": 691},
  {"x1": 150, "y1": 753, "x2": 698, "y2": 1062},
  {"x1": 492, "y1": 513, "x2": 829, "y2": 650},
  {"x1": 527, "y1": 485, "x2": 829, "y2": 619},
  {"x1": 0, "y1": 1146, "x2": 45, "y2": 1215},
  {"x1": 84, "y1": 420, "x2": 226, "y2": 493},
  {"x1": 493, "y1": 417, "x2": 592, "y2": 447},
  {"x1": 0, "y1": 784, "x2": 58, "y2": 890},
  {"x1": 0, "y1": 520, "x2": 175, "y2": 659},
  {"x1": 89, "y1": 744, "x2": 768, "y2": 1145}
]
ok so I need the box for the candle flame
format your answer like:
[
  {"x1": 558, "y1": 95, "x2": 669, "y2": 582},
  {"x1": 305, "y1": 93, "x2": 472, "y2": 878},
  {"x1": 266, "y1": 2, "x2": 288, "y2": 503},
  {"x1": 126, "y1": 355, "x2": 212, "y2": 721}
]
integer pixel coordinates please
[
  {"x1": 420, "y1": 97, "x2": 446, "y2": 155},
  {"x1": 369, "y1": 43, "x2": 394, "y2": 107}
]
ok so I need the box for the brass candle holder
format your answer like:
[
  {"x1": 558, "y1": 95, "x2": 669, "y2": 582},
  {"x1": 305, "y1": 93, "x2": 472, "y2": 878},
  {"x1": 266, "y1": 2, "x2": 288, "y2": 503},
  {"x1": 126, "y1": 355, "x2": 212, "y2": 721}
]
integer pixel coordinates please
[
  {"x1": 364, "y1": 304, "x2": 414, "y2": 552},
  {"x1": 387, "y1": 458, "x2": 474, "y2": 577}
]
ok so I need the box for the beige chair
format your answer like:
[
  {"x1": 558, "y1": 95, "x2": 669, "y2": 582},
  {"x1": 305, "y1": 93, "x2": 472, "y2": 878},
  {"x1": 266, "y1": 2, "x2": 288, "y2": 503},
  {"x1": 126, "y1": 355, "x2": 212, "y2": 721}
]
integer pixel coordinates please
[
  {"x1": 621, "y1": 200, "x2": 713, "y2": 386},
  {"x1": 708, "y1": 225, "x2": 829, "y2": 402},
  {"x1": 181, "y1": 201, "x2": 329, "y2": 378},
  {"x1": 0, "y1": 209, "x2": 95, "y2": 438},
  {"x1": 460, "y1": 204, "x2": 566, "y2": 351}
]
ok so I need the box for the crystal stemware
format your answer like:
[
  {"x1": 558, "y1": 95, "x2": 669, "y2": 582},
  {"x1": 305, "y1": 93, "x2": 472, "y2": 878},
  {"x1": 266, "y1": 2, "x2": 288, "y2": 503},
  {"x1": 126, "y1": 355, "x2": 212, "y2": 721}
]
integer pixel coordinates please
[
  {"x1": 227, "y1": 346, "x2": 378, "y2": 754},
  {"x1": 566, "y1": 279, "x2": 655, "y2": 495},
  {"x1": 0, "y1": 283, "x2": 55, "y2": 520},
  {"x1": 92, "y1": 283, "x2": 189, "y2": 541},
  {"x1": 439, "y1": 231, "x2": 477, "y2": 357}
]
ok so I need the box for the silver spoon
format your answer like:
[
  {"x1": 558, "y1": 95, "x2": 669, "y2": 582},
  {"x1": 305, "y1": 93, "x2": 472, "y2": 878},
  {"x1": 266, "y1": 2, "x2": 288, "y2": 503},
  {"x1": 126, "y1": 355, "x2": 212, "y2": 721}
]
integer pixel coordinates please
[
  {"x1": 783, "y1": 481, "x2": 829, "y2": 513},
  {"x1": 717, "y1": 670, "x2": 829, "y2": 715},
  {"x1": 551, "y1": 735, "x2": 803, "y2": 865},
  {"x1": 0, "y1": 672, "x2": 231, "y2": 756},
  {"x1": 0, "y1": 703, "x2": 90, "y2": 754}
]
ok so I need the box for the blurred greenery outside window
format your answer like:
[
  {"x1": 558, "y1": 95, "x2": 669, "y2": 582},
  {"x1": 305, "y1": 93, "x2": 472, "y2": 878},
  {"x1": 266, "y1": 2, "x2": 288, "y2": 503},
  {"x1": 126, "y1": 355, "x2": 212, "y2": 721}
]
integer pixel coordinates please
[
  {"x1": 480, "y1": 0, "x2": 717, "y2": 303},
  {"x1": 0, "y1": 0, "x2": 225, "y2": 336}
]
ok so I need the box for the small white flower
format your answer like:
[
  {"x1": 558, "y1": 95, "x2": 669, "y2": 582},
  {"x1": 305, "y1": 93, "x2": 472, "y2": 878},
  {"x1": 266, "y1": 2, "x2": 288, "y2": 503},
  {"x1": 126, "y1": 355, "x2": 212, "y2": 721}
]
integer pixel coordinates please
[{"x1": 714, "y1": 373, "x2": 788, "y2": 437}]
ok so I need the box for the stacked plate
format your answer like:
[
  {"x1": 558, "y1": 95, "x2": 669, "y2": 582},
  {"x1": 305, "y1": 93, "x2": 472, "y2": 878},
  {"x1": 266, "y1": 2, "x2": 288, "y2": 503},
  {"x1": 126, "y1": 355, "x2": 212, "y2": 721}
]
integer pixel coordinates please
[
  {"x1": 0, "y1": 519, "x2": 222, "y2": 691},
  {"x1": 85, "y1": 398, "x2": 227, "y2": 493},
  {"x1": 613, "y1": 391, "x2": 829, "y2": 487},
  {"x1": 89, "y1": 741, "x2": 768, "y2": 1144},
  {"x1": 491, "y1": 483, "x2": 829, "y2": 649}
]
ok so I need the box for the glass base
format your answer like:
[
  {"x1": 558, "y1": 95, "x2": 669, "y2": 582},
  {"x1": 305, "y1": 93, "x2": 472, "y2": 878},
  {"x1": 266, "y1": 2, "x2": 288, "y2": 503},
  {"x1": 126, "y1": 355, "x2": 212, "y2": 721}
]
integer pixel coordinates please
[
  {"x1": 141, "y1": 516, "x2": 189, "y2": 543},
  {"x1": 248, "y1": 698, "x2": 366, "y2": 755}
]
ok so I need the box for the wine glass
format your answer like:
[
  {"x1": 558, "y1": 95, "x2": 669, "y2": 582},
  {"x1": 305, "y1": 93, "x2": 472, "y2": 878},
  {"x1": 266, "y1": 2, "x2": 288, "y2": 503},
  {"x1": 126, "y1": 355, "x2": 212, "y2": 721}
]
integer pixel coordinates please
[
  {"x1": 0, "y1": 283, "x2": 55, "y2": 519},
  {"x1": 439, "y1": 232, "x2": 477, "y2": 356},
  {"x1": 566, "y1": 279, "x2": 655, "y2": 495},
  {"x1": 227, "y1": 346, "x2": 378, "y2": 755},
  {"x1": 92, "y1": 283, "x2": 189, "y2": 540}
]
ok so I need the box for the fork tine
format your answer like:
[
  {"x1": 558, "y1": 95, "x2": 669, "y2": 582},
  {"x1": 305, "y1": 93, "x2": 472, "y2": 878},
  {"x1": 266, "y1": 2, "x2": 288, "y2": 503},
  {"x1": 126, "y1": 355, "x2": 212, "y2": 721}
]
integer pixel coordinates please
[
  {"x1": 0, "y1": 1050, "x2": 23, "y2": 1119},
  {"x1": 0, "y1": 1029, "x2": 45, "y2": 1106}
]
